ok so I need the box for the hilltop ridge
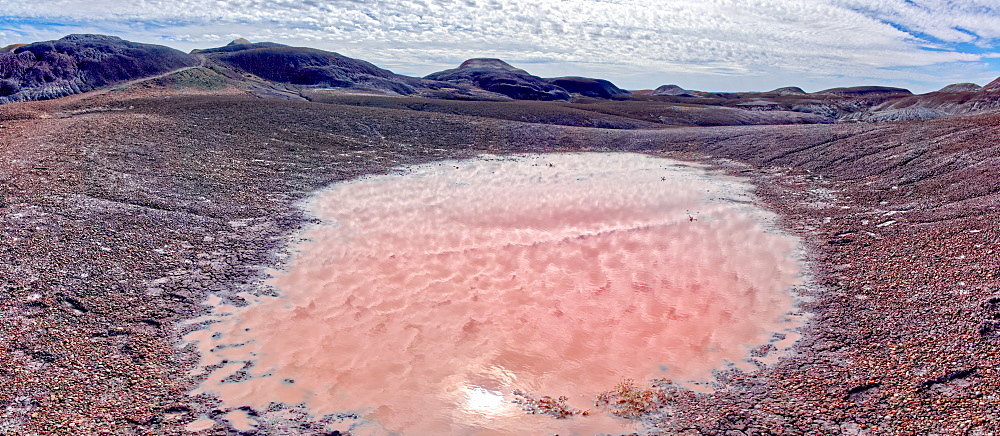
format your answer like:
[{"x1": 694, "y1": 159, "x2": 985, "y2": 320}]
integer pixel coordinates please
[{"x1": 3, "y1": 34, "x2": 1000, "y2": 124}]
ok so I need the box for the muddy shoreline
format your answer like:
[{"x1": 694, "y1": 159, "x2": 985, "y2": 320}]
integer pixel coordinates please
[{"x1": 2, "y1": 92, "x2": 998, "y2": 435}]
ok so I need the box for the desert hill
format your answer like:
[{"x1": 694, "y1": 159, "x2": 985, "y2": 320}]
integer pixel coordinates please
[
  {"x1": 0, "y1": 34, "x2": 198, "y2": 104},
  {"x1": 425, "y1": 58, "x2": 573, "y2": 101},
  {"x1": 546, "y1": 76, "x2": 629, "y2": 99},
  {"x1": 201, "y1": 43, "x2": 422, "y2": 95},
  {"x1": 769, "y1": 86, "x2": 806, "y2": 95},
  {"x1": 938, "y1": 82, "x2": 981, "y2": 93},
  {"x1": 651, "y1": 84, "x2": 698, "y2": 97}
]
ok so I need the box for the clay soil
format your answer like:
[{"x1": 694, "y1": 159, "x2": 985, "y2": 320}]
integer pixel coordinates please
[{"x1": 1, "y1": 90, "x2": 998, "y2": 435}]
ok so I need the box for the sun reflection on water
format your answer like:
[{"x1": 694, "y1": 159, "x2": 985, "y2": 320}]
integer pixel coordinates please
[{"x1": 462, "y1": 387, "x2": 509, "y2": 416}]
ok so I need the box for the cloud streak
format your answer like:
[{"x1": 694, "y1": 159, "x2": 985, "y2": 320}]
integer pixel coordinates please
[{"x1": 2, "y1": 0, "x2": 999, "y2": 91}]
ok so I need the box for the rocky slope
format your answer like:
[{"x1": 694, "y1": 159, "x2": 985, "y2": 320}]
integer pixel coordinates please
[
  {"x1": 845, "y1": 82, "x2": 1000, "y2": 121},
  {"x1": 546, "y1": 76, "x2": 629, "y2": 99},
  {"x1": 635, "y1": 82, "x2": 1000, "y2": 123},
  {"x1": 815, "y1": 85, "x2": 913, "y2": 98}
]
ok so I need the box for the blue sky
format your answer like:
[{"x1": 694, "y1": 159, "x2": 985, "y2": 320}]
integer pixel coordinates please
[{"x1": 2, "y1": 0, "x2": 1000, "y2": 93}]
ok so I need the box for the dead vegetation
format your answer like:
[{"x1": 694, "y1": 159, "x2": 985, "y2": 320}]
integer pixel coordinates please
[
  {"x1": 511, "y1": 389, "x2": 590, "y2": 419},
  {"x1": 594, "y1": 379, "x2": 669, "y2": 420}
]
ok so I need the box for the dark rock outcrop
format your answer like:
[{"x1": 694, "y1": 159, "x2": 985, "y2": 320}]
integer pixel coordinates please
[
  {"x1": 425, "y1": 58, "x2": 571, "y2": 101},
  {"x1": 546, "y1": 77, "x2": 628, "y2": 98},
  {"x1": 816, "y1": 86, "x2": 913, "y2": 98},
  {"x1": 0, "y1": 34, "x2": 198, "y2": 104}
]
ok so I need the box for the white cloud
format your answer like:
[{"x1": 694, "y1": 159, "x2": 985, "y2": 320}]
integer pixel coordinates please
[
  {"x1": 1, "y1": 0, "x2": 998, "y2": 91},
  {"x1": 833, "y1": 0, "x2": 1000, "y2": 42}
]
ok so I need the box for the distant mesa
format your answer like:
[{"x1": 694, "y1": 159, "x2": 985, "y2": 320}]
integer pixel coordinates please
[
  {"x1": 816, "y1": 86, "x2": 913, "y2": 98},
  {"x1": 426, "y1": 58, "x2": 571, "y2": 101},
  {"x1": 937, "y1": 82, "x2": 981, "y2": 93},
  {"x1": 3, "y1": 32, "x2": 997, "y2": 121},
  {"x1": 0, "y1": 34, "x2": 197, "y2": 104},
  {"x1": 546, "y1": 77, "x2": 629, "y2": 99},
  {"x1": 652, "y1": 84, "x2": 698, "y2": 97},
  {"x1": 769, "y1": 86, "x2": 806, "y2": 95}
]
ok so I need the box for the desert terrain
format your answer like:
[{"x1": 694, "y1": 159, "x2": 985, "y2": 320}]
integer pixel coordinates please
[{"x1": 1, "y1": 35, "x2": 999, "y2": 435}]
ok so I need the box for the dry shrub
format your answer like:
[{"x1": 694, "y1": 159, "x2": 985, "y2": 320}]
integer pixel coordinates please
[
  {"x1": 511, "y1": 389, "x2": 589, "y2": 419},
  {"x1": 595, "y1": 378, "x2": 668, "y2": 419}
]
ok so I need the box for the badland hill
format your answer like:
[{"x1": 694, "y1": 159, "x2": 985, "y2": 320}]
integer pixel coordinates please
[{"x1": 5, "y1": 35, "x2": 1000, "y2": 125}]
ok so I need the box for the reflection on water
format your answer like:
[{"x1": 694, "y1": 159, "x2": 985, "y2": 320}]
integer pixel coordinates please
[{"x1": 186, "y1": 153, "x2": 803, "y2": 435}]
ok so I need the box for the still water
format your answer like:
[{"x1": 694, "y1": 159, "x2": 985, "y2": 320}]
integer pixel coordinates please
[{"x1": 186, "y1": 153, "x2": 803, "y2": 435}]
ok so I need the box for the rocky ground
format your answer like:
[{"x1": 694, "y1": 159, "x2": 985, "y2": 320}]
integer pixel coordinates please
[
  {"x1": 1, "y1": 89, "x2": 998, "y2": 435},
  {"x1": 642, "y1": 119, "x2": 1000, "y2": 435}
]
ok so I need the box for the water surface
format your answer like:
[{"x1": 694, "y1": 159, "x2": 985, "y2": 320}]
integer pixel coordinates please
[{"x1": 186, "y1": 153, "x2": 803, "y2": 435}]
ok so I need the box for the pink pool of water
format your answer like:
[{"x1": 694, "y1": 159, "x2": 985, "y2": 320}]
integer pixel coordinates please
[{"x1": 186, "y1": 153, "x2": 803, "y2": 435}]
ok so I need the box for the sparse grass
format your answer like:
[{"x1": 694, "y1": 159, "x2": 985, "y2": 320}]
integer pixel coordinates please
[{"x1": 170, "y1": 68, "x2": 229, "y2": 90}]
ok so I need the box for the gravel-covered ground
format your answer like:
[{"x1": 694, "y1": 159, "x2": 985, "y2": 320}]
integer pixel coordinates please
[{"x1": 1, "y1": 90, "x2": 998, "y2": 435}]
